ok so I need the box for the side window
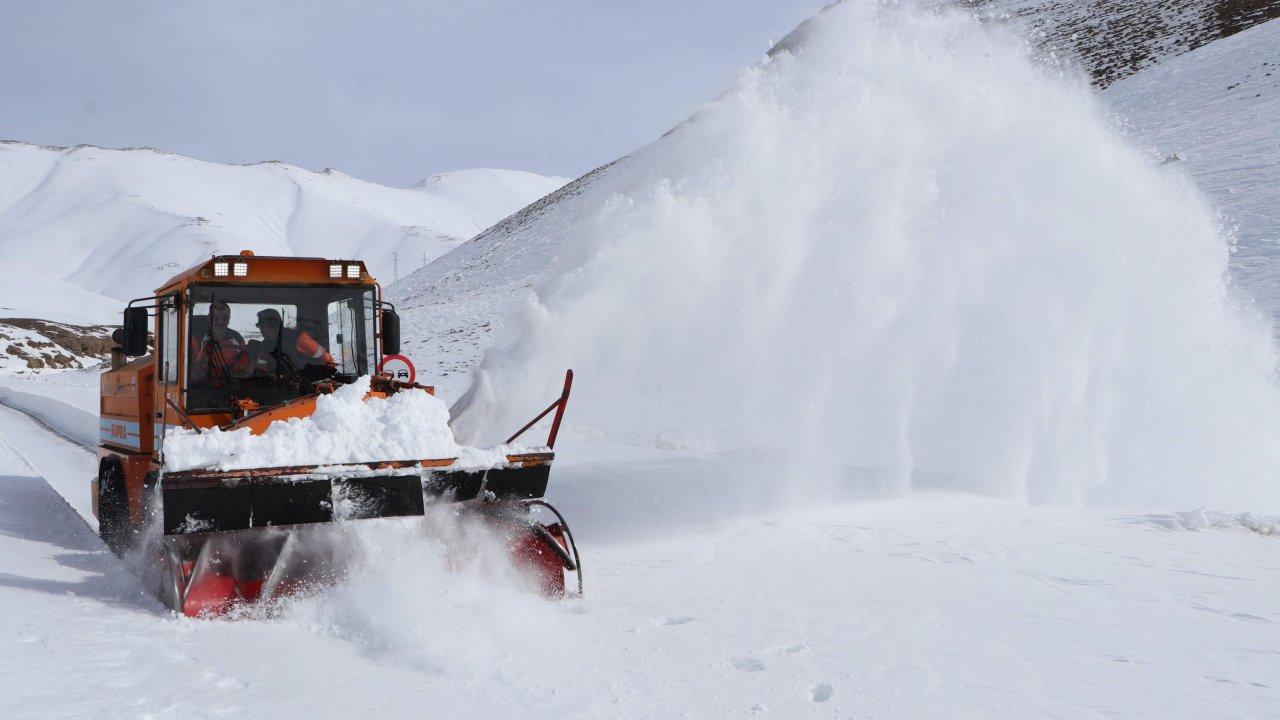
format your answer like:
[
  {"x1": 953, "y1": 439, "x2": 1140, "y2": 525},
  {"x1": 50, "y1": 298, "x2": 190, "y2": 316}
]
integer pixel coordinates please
[
  {"x1": 363, "y1": 294, "x2": 376, "y2": 368},
  {"x1": 327, "y1": 299, "x2": 358, "y2": 374},
  {"x1": 161, "y1": 296, "x2": 179, "y2": 385}
]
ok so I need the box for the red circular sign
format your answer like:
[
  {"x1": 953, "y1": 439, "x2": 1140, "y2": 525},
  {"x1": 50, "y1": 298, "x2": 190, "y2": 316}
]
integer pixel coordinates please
[{"x1": 377, "y1": 354, "x2": 416, "y2": 384}]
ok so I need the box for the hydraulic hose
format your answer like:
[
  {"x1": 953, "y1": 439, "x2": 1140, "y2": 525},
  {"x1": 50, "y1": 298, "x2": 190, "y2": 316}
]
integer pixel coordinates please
[{"x1": 526, "y1": 499, "x2": 584, "y2": 597}]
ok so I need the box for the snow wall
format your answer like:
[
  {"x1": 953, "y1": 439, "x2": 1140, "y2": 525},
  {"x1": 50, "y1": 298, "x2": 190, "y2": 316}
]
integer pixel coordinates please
[{"x1": 452, "y1": 0, "x2": 1280, "y2": 511}]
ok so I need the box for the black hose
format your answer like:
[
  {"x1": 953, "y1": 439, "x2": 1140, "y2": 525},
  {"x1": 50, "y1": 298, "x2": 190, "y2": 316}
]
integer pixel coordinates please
[{"x1": 525, "y1": 499, "x2": 583, "y2": 598}]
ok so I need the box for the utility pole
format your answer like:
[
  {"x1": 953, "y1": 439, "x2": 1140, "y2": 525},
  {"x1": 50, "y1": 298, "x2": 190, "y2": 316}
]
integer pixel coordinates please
[
  {"x1": 422, "y1": 253, "x2": 427, "y2": 269},
  {"x1": 392, "y1": 252, "x2": 399, "y2": 283}
]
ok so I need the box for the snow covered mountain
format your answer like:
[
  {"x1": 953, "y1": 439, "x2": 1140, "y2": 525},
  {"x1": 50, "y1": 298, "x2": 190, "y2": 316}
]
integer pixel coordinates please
[{"x1": 0, "y1": 141, "x2": 566, "y2": 324}]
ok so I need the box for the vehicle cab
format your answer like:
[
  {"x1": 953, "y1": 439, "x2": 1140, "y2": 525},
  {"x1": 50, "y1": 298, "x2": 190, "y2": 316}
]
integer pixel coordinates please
[{"x1": 94, "y1": 251, "x2": 401, "y2": 533}]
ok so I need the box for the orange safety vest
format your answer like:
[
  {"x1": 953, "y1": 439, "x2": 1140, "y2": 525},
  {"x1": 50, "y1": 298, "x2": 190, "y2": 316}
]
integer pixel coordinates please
[
  {"x1": 251, "y1": 329, "x2": 334, "y2": 372},
  {"x1": 293, "y1": 330, "x2": 334, "y2": 366},
  {"x1": 190, "y1": 334, "x2": 250, "y2": 384}
]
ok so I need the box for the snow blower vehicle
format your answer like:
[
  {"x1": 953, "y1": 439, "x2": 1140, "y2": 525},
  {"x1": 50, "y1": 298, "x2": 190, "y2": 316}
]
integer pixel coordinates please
[{"x1": 95, "y1": 251, "x2": 580, "y2": 617}]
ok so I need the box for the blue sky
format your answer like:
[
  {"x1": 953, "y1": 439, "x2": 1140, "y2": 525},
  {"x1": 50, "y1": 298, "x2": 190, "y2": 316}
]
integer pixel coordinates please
[{"x1": 1, "y1": 1, "x2": 825, "y2": 185}]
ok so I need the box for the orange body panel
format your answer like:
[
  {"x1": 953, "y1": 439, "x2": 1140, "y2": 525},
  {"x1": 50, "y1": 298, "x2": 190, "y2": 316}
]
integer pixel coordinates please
[
  {"x1": 97, "y1": 355, "x2": 160, "y2": 522},
  {"x1": 100, "y1": 356, "x2": 155, "y2": 454}
]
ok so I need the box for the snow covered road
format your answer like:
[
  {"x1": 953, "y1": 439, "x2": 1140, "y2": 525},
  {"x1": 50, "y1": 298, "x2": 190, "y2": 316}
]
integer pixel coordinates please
[{"x1": 1, "y1": 401, "x2": 1277, "y2": 718}]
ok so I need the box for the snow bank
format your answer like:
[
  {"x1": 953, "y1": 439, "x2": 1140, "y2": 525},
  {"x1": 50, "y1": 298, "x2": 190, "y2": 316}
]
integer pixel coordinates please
[
  {"x1": 0, "y1": 382, "x2": 98, "y2": 449},
  {"x1": 1134, "y1": 508, "x2": 1280, "y2": 536},
  {"x1": 162, "y1": 377, "x2": 507, "y2": 472},
  {"x1": 448, "y1": 0, "x2": 1280, "y2": 512}
]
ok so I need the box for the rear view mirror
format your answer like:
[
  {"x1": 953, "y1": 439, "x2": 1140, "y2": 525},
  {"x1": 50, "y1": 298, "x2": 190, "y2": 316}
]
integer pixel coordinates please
[
  {"x1": 122, "y1": 307, "x2": 149, "y2": 356},
  {"x1": 381, "y1": 309, "x2": 400, "y2": 355}
]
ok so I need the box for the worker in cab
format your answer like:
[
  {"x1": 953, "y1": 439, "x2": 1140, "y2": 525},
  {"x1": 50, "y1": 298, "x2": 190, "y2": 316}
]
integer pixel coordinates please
[
  {"x1": 189, "y1": 299, "x2": 250, "y2": 386},
  {"x1": 248, "y1": 308, "x2": 335, "y2": 378}
]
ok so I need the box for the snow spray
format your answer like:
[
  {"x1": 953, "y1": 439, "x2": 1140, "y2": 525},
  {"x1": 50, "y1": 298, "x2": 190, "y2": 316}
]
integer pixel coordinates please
[
  {"x1": 271, "y1": 509, "x2": 575, "y2": 677},
  {"x1": 452, "y1": 1, "x2": 1280, "y2": 511}
]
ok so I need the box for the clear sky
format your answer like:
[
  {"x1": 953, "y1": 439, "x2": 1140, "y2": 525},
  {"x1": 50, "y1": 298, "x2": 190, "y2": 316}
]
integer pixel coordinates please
[{"x1": 1, "y1": 0, "x2": 826, "y2": 186}]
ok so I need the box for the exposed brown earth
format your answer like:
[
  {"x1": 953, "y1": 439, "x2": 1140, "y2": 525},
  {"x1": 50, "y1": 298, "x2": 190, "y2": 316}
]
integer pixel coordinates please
[{"x1": 0, "y1": 318, "x2": 114, "y2": 370}]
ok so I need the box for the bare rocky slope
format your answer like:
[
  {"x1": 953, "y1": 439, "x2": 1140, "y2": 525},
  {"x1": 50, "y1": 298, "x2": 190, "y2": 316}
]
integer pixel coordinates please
[
  {"x1": 971, "y1": 0, "x2": 1280, "y2": 86},
  {"x1": 0, "y1": 319, "x2": 113, "y2": 372}
]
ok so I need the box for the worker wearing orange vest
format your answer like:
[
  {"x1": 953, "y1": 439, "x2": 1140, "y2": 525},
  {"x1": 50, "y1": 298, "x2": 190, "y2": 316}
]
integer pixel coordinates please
[
  {"x1": 190, "y1": 299, "x2": 250, "y2": 385},
  {"x1": 250, "y1": 308, "x2": 334, "y2": 375}
]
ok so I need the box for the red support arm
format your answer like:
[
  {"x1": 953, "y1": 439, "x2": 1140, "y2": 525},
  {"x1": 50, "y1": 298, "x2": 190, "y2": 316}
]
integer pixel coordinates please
[{"x1": 505, "y1": 369, "x2": 574, "y2": 449}]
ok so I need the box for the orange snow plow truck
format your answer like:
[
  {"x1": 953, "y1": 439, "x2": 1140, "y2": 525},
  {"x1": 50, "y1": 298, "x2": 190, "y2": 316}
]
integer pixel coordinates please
[{"x1": 95, "y1": 251, "x2": 579, "y2": 616}]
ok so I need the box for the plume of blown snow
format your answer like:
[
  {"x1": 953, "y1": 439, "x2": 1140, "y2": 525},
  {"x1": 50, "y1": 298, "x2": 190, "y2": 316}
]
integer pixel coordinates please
[{"x1": 451, "y1": 0, "x2": 1280, "y2": 512}]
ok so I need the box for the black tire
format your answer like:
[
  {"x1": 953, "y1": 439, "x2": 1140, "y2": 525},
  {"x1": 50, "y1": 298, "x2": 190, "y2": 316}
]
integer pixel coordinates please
[{"x1": 98, "y1": 462, "x2": 133, "y2": 554}]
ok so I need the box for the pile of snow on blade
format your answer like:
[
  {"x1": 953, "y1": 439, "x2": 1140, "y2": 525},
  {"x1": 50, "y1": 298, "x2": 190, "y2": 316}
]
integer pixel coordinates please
[
  {"x1": 452, "y1": 0, "x2": 1280, "y2": 512},
  {"x1": 164, "y1": 377, "x2": 508, "y2": 471}
]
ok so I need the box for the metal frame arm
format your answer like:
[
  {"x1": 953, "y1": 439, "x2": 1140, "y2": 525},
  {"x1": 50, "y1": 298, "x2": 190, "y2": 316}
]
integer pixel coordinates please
[{"x1": 505, "y1": 369, "x2": 574, "y2": 449}]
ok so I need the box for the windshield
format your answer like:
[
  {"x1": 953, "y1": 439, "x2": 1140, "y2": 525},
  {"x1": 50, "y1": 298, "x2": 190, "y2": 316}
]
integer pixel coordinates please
[{"x1": 186, "y1": 284, "x2": 377, "y2": 412}]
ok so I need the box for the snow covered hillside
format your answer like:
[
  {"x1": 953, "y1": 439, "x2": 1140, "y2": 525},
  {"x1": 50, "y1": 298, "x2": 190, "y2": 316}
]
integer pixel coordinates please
[
  {"x1": 0, "y1": 141, "x2": 566, "y2": 321},
  {"x1": 1105, "y1": 17, "x2": 1280, "y2": 318}
]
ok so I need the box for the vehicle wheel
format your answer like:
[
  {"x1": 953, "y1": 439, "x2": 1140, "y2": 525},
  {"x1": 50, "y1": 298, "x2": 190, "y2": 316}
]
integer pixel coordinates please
[{"x1": 98, "y1": 462, "x2": 133, "y2": 554}]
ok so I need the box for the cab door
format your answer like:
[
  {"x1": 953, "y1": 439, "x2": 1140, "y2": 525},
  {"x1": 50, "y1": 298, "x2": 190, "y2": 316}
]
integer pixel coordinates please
[{"x1": 155, "y1": 293, "x2": 181, "y2": 457}]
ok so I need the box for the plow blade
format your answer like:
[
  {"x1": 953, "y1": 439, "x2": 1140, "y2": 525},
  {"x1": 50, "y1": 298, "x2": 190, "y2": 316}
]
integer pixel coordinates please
[
  {"x1": 159, "y1": 455, "x2": 553, "y2": 536},
  {"x1": 152, "y1": 454, "x2": 579, "y2": 617}
]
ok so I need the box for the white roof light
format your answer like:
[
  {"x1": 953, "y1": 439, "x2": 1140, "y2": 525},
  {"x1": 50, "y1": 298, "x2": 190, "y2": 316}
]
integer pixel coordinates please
[
  {"x1": 346, "y1": 264, "x2": 360, "y2": 278},
  {"x1": 233, "y1": 261, "x2": 248, "y2": 277},
  {"x1": 329, "y1": 263, "x2": 343, "y2": 278},
  {"x1": 213, "y1": 261, "x2": 230, "y2": 277}
]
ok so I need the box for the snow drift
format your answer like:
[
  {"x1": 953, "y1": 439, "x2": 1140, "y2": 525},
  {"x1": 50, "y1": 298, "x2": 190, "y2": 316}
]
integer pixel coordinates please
[{"x1": 445, "y1": 0, "x2": 1280, "y2": 511}]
